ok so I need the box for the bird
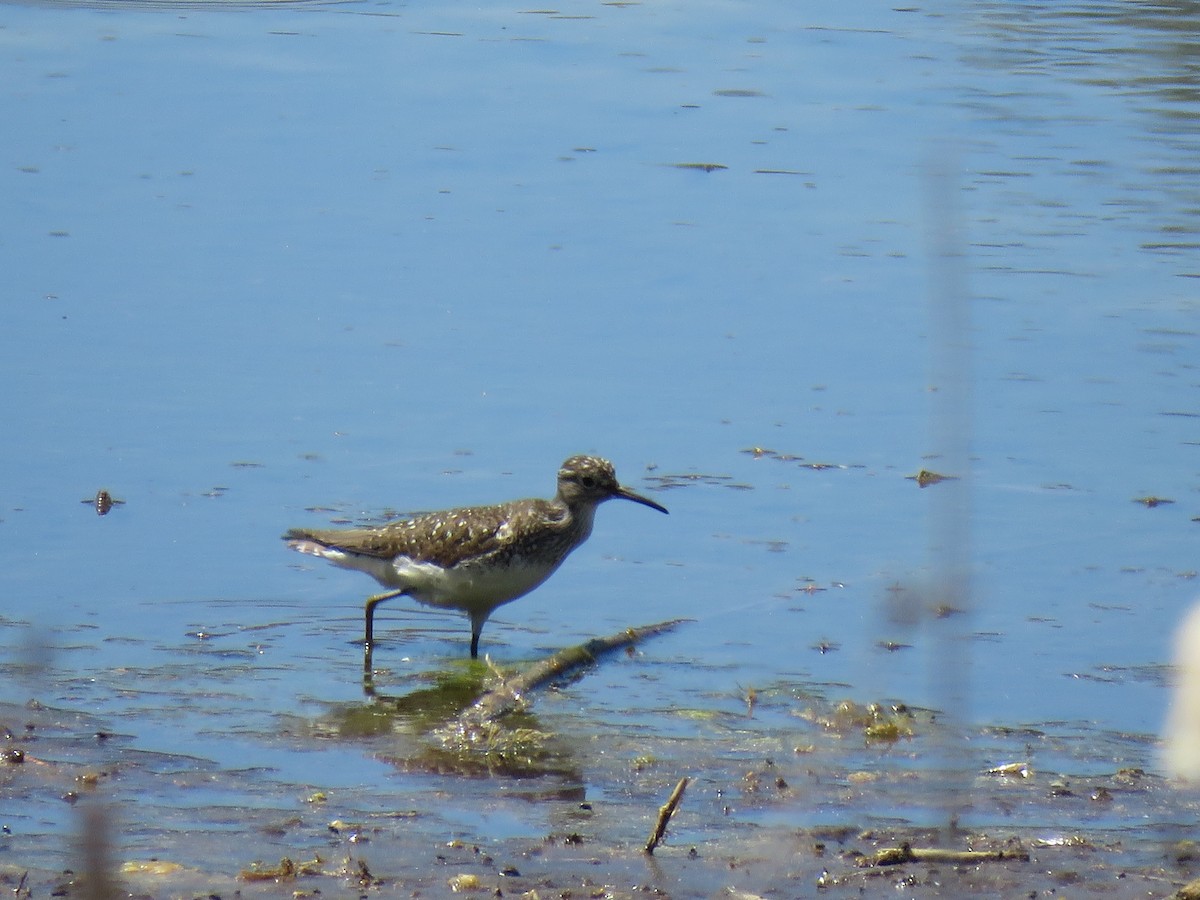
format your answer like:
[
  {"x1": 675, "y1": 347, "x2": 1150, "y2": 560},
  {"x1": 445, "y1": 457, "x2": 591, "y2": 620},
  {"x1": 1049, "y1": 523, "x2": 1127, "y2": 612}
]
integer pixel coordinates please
[{"x1": 283, "y1": 455, "x2": 668, "y2": 670}]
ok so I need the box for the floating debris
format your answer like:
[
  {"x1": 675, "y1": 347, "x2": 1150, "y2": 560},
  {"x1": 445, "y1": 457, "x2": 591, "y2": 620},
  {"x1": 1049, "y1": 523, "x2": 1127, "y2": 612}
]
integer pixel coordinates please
[
  {"x1": 804, "y1": 700, "x2": 915, "y2": 744},
  {"x1": 238, "y1": 856, "x2": 323, "y2": 882},
  {"x1": 908, "y1": 469, "x2": 957, "y2": 487},
  {"x1": 671, "y1": 162, "x2": 728, "y2": 172},
  {"x1": 644, "y1": 472, "x2": 749, "y2": 490},
  {"x1": 81, "y1": 489, "x2": 125, "y2": 516},
  {"x1": 741, "y1": 446, "x2": 806, "y2": 462},
  {"x1": 986, "y1": 761, "x2": 1032, "y2": 779},
  {"x1": 448, "y1": 873, "x2": 482, "y2": 892},
  {"x1": 1134, "y1": 496, "x2": 1174, "y2": 508},
  {"x1": 741, "y1": 448, "x2": 857, "y2": 470},
  {"x1": 864, "y1": 719, "x2": 907, "y2": 743}
]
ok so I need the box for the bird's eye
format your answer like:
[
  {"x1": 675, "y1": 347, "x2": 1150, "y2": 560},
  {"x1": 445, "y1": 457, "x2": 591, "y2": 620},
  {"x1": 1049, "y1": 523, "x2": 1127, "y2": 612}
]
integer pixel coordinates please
[{"x1": 580, "y1": 476, "x2": 596, "y2": 488}]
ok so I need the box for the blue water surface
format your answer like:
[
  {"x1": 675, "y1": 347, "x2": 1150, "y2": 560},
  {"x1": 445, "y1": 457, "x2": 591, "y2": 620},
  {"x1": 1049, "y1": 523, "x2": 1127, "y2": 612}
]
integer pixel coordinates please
[{"x1": 2, "y1": 1, "x2": 1198, "y2": 876}]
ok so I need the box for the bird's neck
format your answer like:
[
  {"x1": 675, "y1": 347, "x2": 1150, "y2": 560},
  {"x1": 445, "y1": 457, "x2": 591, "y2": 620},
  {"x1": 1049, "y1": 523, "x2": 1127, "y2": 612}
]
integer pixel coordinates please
[{"x1": 553, "y1": 496, "x2": 598, "y2": 542}]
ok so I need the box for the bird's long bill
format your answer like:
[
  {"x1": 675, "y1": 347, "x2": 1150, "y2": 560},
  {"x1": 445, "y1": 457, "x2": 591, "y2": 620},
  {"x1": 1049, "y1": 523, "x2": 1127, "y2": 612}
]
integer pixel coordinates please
[{"x1": 615, "y1": 485, "x2": 669, "y2": 514}]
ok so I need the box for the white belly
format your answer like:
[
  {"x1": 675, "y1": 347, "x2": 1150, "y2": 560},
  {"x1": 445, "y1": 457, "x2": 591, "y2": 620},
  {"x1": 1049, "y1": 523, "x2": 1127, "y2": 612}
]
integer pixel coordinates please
[
  {"x1": 298, "y1": 541, "x2": 562, "y2": 617},
  {"x1": 394, "y1": 557, "x2": 559, "y2": 616}
]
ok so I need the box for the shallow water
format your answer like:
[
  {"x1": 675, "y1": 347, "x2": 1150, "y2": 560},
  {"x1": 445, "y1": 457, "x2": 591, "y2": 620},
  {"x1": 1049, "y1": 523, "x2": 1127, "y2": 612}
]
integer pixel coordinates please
[{"x1": 2, "y1": 0, "x2": 1199, "y2": 894}]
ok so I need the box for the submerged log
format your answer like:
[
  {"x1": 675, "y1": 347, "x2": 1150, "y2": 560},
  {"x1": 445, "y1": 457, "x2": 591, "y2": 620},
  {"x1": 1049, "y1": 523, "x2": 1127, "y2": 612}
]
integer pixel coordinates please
[
  {"x1": 863, "y1": 843, "x2": 1030, "y2": 866},
  {"x1": 433, "y1": 618, "x2": 687, "y2": 752},
  {"x1": 469, "y1": 618, "x2": 687, "y2": 723}
]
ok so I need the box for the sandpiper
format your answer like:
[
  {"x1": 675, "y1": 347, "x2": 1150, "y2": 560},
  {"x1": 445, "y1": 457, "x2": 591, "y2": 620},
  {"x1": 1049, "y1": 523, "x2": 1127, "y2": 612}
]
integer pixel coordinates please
[{"x1": 283, "y1": 455, "x2": 668, "y2": 669}]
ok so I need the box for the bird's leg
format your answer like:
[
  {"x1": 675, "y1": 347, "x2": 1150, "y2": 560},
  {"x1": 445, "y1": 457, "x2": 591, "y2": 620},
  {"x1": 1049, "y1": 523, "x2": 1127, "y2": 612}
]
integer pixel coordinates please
[
  {"x1": 363, "y1": 590, "x2": 406, "y2": 675},
  {"x1": 468, "y1": 611, "x2": 488, "y2": 660}
]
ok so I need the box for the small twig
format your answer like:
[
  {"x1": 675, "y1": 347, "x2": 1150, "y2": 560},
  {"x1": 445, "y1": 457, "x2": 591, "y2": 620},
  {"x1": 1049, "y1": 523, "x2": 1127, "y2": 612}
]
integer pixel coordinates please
[{"x1": 644, "y1": 776, "x2": 689, "y2": 854}]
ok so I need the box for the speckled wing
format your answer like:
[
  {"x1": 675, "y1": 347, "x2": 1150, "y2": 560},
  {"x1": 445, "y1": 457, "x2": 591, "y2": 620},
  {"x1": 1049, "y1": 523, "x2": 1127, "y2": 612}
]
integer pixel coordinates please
[{"x1": 283, "y1": 498, "x2": 556, "y2": 569}]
